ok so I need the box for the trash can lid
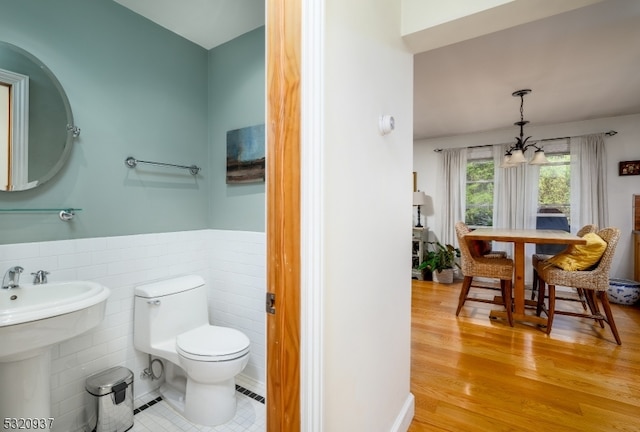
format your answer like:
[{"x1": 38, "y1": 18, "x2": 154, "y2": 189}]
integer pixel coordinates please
[{"x1": 85, "y1": 366, "x2": 133, "y2": 396}]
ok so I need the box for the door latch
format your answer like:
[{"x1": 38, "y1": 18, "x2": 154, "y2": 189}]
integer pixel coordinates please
[{"x1": 266, "y1": 292, "x2": 276, "y2": 314}]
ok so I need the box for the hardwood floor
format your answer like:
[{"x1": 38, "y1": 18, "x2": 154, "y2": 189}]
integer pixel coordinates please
[{"x1": 408, "y1": 280, "x2": 640, "y2": 432}]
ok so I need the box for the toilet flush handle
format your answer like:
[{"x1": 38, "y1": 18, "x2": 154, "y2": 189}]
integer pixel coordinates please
[{"x1": 147, "y1": 299, "x2": 161, "y2": 305}]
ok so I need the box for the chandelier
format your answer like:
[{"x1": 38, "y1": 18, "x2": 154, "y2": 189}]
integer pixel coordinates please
[{"x1": 501, "y1": 89, "x2": 549, "y2": 168}]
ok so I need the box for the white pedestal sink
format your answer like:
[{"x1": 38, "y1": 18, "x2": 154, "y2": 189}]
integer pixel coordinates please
[{"x1": 0, "y1": 281, "x2": 110, "y2": 429}]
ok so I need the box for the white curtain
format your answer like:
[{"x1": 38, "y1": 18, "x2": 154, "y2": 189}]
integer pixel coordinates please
[
  {"x1": 492, "y1": 144, "x2": 540, "y2": 262},
  {"x1": 570, "y1": 133, "x2": 608, "y2": 231},
  {"x1": 493, "y1": 144, "x2": 539, "y2": 230},
  {"x1": 438, "y1": 148, "x2": 466, "y2": 246}
]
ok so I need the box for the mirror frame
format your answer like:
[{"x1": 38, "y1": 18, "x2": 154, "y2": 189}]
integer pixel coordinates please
[{"x1": 0, "y1": 41, "x2": 77, "y2": 192}]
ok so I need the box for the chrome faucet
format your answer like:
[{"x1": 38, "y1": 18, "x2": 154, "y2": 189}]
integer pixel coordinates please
[
  {"x1": 2, "y1": 266, "x2": 24, "y2": 289},
  {"x1": 31, "y1": 270, "x2": 49, "y2": 285}
]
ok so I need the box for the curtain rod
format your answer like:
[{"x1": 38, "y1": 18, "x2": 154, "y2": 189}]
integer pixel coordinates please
[{"x1": 432, "y1": 130, "x2": 617, "y2": 152}]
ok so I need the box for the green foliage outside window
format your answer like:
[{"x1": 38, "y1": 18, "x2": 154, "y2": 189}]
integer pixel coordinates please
[
  {"x1": 466, "y1": 159, "x2": 494, "y2": 226},
  {"x1": 538, "y1": 154, "x2": 571, "y2": 222},
  {"x1": 465, "y1": 153, "x2": 571, "y2": 227}
]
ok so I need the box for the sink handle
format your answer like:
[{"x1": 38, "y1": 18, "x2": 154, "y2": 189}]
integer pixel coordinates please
[
  {"x1": 147, "y1": 299, "x2": 161, "y2": 306},
  {"x1": 31, "y1": 270, "x2": 50, "y2": 284}
]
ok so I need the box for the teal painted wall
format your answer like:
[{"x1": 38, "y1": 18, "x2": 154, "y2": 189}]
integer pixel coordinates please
[
  {"x1": 0, "y1": 1, "x2": 266, "y2": 244},
  {"x1": 208, "y1": 28, "x2": 266, "y2": 232}
]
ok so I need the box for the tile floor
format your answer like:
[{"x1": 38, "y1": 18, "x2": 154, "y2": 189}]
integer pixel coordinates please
[{"x1": 130, "y1": 391, "x2": 265, "y2": 432}]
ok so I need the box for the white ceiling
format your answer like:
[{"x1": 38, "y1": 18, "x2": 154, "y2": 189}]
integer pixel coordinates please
[
  {"x1": 113, "y1": 0, "x2": 265, "y2": 50},
  {"x1": 413, "y1": 0, "x2": 640, "y2": 140},
  {"x1": 113, "y1": 0, "x2": 640, "y2": 141}
]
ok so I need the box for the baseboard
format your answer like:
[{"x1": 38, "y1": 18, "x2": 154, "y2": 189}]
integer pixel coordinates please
[
  {"x1": 236, "y1": 373, "x2": 266, "y2": 398},
  {"x1": 133, "y1": 389, "x2": 162, "y2": 410},
  {"x1": 390, "y1": 393, "x2": 415, "y2": 432}
]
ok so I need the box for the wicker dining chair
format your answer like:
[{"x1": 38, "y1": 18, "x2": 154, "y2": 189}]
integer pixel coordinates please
[
  {"x1": 455, "y1": 222, "x2": 514, "y2": 326},
  {"x1": 530, "y1": 224, "x2": 598, "y2": 308},
  {"x1": 534, "y1": 227, "x2": 621, "y2": 344},
  {"x1": 456, "y1": 222, "x2": 508, "y2": 259}
]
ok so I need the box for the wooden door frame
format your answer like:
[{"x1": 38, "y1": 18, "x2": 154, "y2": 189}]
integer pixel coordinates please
[
  {"x1": 266, "y1": 0, "x2": 301, "y2": 430},
  {"x1": 267, "y1": 0, "x2": 324, "y2": 430}
]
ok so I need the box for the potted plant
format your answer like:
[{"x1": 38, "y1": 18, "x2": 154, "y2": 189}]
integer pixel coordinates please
[{"x1": 419, "y1": 241, "x2": 460, "y2": 283}]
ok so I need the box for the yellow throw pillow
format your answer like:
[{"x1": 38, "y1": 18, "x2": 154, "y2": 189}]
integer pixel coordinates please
[{"x1": 544, "y1": 233, "x2": 607, "y2": 271}]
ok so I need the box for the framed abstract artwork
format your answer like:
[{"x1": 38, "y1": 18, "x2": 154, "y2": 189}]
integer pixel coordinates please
[{"x1": 226, "y1": 124, "x2": 265, "y2": 184}]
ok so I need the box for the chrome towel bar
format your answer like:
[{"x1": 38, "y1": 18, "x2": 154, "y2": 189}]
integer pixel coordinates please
[
  {"x1": 0, "y1": 208, "x2": 79, "y2": 221},
  {"x1": 125, "y1": 156, "x2": 201, "y2": 176}
]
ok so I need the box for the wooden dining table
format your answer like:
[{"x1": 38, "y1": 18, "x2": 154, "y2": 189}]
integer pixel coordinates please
[{"x1": 464, "y1": 228, "x2": 587, "y2": 326}]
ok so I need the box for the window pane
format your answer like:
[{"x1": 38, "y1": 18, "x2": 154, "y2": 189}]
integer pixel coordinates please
[
  {"x1": 538, "y1": 154, "x2": 571, "y2": 223},
  {"x1": 466, "y1": 206, "x2": 493, "y2": 226},
  {"x1": 466, "y1": 160, "x2": 493, "y2": 181},
  {"x1": 466, "y1": 159, "x2": 494, "y2": 227},
  {"x1": 467, "y1": 181, "x2": 493, "y2": 203}
]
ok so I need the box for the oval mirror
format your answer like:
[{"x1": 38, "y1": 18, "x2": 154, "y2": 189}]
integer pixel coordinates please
[{"x1": 0, "y1": 41, "x2": 77, "y2": 192}]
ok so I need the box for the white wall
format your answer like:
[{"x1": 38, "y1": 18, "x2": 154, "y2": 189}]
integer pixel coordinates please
[
  {"x1": 321, "y1": 0, "x2": 414, "y2": 430},
  {"x1": 402, "y1": 0, "x2": 512, "y2": 33},
  {"x1": 400, "y1": 0, "x2": 602, "y2": 53},
  {"x1": 208, "y1": 230, "x2": 266, "y2": 385},
  {"x1": 0, "y1": 229, "x2": 265, "y2": 432},
  {"x1": 414, "y1": 113, "x2": 640, "y2": 279}
]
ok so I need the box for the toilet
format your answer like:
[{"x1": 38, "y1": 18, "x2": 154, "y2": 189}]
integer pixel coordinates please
[{"x1": 133, "y1": 275, "x2": 250, "y2": 426}]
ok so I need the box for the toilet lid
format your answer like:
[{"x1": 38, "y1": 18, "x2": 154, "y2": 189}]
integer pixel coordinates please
[{"x1": 177, "y1": 326, "x2": 250, "y2": 362}]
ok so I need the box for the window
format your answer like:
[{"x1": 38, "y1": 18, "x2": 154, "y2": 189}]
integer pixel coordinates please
[
  {"x1": 466, "y1": 157, "x2": 495, "y2": 227},
  {"x1": 464, "y1": 141, "x2": 572, "y2": 229},
  {"x1": 537, "y1": 148, "x2": 571, "y2": 224}
]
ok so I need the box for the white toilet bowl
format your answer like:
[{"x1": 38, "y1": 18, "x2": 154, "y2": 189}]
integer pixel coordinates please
[
  {"x1": 133, "y1": 275, "x2": 251, "y2": 426},
  {"x1": 177, "y1": 325, "x2": 250, "y2": 425}
]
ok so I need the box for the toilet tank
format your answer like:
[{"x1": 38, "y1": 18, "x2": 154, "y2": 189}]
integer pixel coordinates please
[{"x1": 134, "y1": 275, "x2": 210, "y2": 352}]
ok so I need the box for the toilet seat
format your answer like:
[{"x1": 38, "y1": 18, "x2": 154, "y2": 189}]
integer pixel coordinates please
[{"x1": 177, "y1": 326, "x2": 250, "y2": 362}]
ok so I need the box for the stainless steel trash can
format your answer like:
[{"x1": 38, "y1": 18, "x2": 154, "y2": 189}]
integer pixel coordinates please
[{"x1": 85, "y1": 366, "x2": 134, "y2": 432}]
